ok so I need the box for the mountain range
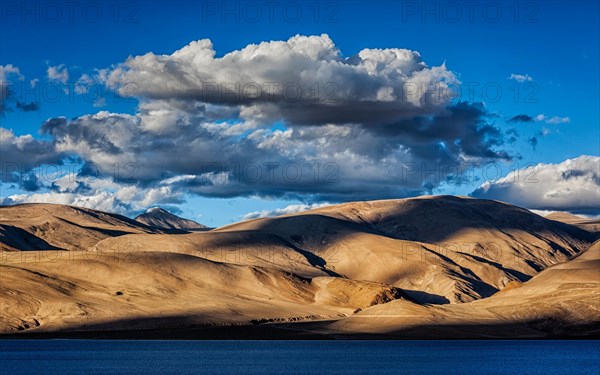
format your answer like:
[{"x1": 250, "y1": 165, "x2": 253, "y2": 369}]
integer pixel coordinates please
[
  {"x1": 134, "y1": 207, "x2": 208, "y2": 231},
  {"x1": 0, "y1": 196, "x2": 598, "y2": 338}
]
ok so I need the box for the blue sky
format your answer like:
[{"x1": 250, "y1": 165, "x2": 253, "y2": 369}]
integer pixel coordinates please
[{"x1": 1, "y1": 1, "x2": 598, "y2": 225}]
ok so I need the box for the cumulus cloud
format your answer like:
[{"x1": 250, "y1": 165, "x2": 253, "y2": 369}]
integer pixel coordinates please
[
  {"x1": 508, "y1": 74, "x2": 533, "y2": 82},
  {"x1": 1, "y1": 64, "x2": 25, "y2": 113},
  {"x1": 38, "y1": 100, "x2": 509, "y2": 202},
  {"x1": 1, "y1": 174, "x2": 187, "y2": 216},
  {"x1": 471, "y1": 155, "x2": 600, "y2": 214},
  {"x1": 3, "y1": 35, "x2": 514, "y2": 211},
  {"x1": 47, "y1": 64, "x2": 69, "y2": 84},
  {"x1": 104, "y1": 34, "x2": 459, "y2": 127},
  {"x1": 0, "y1": 64, "x2": 23, "y2": 82},
  {"x1": 0, "y1": 128, "x2": 63, "y2": 183},
  {"x1": 545, "y1": 116, "x2": 570, "y2": 124},
  {"x1": 0, "y1": 65, "x2": 42, "y2": 114},
  {"x1": 508, "y1": 114, "x2": 534, "y2": 123},
  {"x1": 30, "y1": 36, "x2": 510, "y2": 200},
  {"x1": 535, "y1": 114, "x2": 570, "y2": 124},
  {"x1": 74, "y1": 73, "x2": 95, "y2": 94},
  {"x1": 242, "y1": 203, "x2": 331, "y2": 220}
]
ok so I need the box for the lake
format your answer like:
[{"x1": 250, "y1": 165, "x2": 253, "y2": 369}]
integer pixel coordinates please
[{"x1": 1, "y1": 340, "x2": 598, "y2": 374}]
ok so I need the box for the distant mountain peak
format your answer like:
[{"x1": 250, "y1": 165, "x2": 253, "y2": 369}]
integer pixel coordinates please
[{"x1": 135, "y1": 207, "x2": 207, "y2": 231}]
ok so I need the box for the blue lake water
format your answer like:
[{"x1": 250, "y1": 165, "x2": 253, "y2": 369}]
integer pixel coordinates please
[{"x1": 1, "y1": 340, "x2": 598, "y2": 374}]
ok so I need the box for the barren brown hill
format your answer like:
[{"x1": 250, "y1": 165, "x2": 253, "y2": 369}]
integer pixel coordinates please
[
  {"x1": 327, "y1": 240, "x2": 600, "y2": 338},
  {"x1": 0, "y1": 197, "x2": 597, "y2": 337},
  {"x1": 546, "y1": 211, "x2": 600, "y2": 235},
  {"x1": 0, "y1": 204, "x2": 157, "y2": 252},
  {"x1": 214, "y1": 196, "x2": 594, "y2": 303},
  {"x1": 134, "y1": 207, "x2": 208, "y2": 231},
  {"x1": 0, "y1": 249, "x2": 406, "y2": 333}
]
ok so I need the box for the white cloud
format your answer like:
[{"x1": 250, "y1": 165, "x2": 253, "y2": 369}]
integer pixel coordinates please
[
  {"x1": 508, "y1": 73, "x2": 533, "y2": 82},
  {"x1": 93, "y1": 97, "x2": 106, "y2": 107},
  {"x1": 0, "y1": 127, "x2": 61, "y2": 167},
  {"x1": 3, "y1": 191, "x2": 123, "y2": 213},
  {"x1": 4, "y1": 35, "x2": 513, "y2": 208},
  {"x1": 471, "y1": 155, "x2": 600, "y2": 214},
  {"x1": 2, "y1": 175, "x2": 186, "y2": 216},
  {"x1": 0, "y1": 64, "x2": 24, "y2": 83},
  {"x1": 74, "y1": 73, "x2": 94, "y2": 94},
  {"x1": 39, "y1": 101, "x2": 509, "y2": 202},
  {"x1": 545, "y1": 116, "x2": 570, "y2": 124},
  {"x1": 1, "y1": 64, "x2": 25, "y2": 107},
  {"x1": 242, "y1": 203, "x2": 332, "y2": 220},
  {"x1": 103, "y1": 34, "x2": 459, "y2": 127},
  {"x1": 47, "y1": 64, "x2": 69, "y2": 84},
  {"x1": 534, "y1": 114, "x2": 570, "y2": 124}
]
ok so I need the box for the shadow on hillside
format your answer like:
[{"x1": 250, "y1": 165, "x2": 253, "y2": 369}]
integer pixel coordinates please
[
  {"x1": 401, "y1": 289, "x2": 450, "y2": 304},
  {"x1": 0, "y1": 225, "x2": 61, "y2": 251},
  {"x1": 3, "y1": 315, "x2": 599, "y2": 339},
  {"x1": 239, "y1": 196, "x2": 595, "y2": 245}
]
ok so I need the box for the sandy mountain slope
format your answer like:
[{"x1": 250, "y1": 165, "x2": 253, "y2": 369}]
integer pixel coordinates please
[
  {"x1": 134, "y1": 208, "x2": 208, "y2": 231},
  {"x1": 92, "y1": 231, "x2": 333, "y2": 279},
  {"x1": 327, "y1": 240, "x2": 600, "y2": 338},
  {"x1": 214, "y1": 196, "x2": 594, "y2": 303},
  {"x1": 0, "y1": 250, "x2": 405, "y2": 333},
  {"x1": 0, "y1": 197, "x2": 596, "y2": 336},
  {"x1": 0, "y1": 204, "x2": 157, "y2": 252},
  {"x1": 546, "y1": 211, "x2": 600, "y2": 235}
]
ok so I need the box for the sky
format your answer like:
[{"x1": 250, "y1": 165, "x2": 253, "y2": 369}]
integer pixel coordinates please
[{"x1": 1, "y1": 0, "x2": 599, "y2": 226}]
